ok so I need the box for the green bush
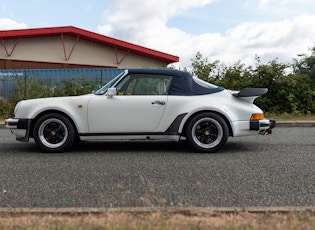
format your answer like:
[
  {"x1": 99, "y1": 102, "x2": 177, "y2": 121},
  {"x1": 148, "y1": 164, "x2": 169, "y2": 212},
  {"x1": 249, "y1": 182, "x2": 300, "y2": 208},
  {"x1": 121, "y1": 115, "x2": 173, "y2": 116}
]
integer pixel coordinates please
[
  {"x1": 0, "y1": 98, "x2": 16, "y2": 119},
  {"x1": 191, "y1": 52, "x2": 315, "y2": 114}
]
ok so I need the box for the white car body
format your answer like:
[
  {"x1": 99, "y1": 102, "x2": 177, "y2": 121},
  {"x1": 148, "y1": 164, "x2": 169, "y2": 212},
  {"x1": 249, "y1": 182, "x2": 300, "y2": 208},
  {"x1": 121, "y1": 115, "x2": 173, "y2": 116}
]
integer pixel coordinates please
[{"x1": 6, "y1": 69, "x2": 275, "y2": 153}]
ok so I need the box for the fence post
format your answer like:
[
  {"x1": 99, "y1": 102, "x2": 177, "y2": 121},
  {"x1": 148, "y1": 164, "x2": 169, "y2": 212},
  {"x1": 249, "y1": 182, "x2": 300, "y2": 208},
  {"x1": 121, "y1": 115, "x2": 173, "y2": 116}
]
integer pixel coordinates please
[
  {"x1": 24, "y1": 70, "x2": 27, "y2": 99},
  {"x1": 101, "y1": 68, "x2": 104, "y2": 86}
]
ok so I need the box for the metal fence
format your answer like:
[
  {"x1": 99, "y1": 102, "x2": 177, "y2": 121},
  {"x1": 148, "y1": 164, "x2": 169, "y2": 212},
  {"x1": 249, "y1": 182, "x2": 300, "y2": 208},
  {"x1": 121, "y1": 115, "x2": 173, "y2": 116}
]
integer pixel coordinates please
[{"x1": 0, "y1": 68, "x2": 125, "y2": 99}]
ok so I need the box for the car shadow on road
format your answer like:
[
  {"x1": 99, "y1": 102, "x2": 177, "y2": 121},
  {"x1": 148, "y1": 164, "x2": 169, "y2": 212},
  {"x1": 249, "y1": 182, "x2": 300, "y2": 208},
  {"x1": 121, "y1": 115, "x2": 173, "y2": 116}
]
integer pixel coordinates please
[
  {"x1": 71, "y1": 140, "x2": 190, "y2": 153},
  {"x1": 4, "y1": 139, "x2": 255, "y2": 155},
  {"x1": 69, "y1": 139, "x2": 254, "y2": 155}
]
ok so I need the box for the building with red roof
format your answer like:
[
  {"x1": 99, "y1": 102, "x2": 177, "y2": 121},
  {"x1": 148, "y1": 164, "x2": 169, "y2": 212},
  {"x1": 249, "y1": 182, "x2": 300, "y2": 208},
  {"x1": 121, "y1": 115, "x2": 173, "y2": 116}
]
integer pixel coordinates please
[{"x1": 0, "y1": 26, "x2": 179, "y2": 69}]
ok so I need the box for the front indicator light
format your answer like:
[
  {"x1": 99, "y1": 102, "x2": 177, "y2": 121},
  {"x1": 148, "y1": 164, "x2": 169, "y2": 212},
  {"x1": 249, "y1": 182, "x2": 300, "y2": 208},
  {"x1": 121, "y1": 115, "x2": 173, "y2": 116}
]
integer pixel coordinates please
[{"x1": 250, "y1": 113, "x2": 264, "y2": 120}]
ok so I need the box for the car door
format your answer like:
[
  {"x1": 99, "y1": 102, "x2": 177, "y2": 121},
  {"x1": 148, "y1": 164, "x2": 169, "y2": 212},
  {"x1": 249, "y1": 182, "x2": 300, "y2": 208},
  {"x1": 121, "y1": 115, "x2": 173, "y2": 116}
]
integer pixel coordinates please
[{"x1": 87, "y1": 74, "x2": 172, "y2": 133}]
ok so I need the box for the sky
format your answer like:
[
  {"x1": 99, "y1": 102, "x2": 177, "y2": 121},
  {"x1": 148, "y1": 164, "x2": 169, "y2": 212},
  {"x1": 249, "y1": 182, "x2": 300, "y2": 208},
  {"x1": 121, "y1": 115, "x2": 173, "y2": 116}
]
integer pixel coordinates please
[{"x1": 1, "y1": 0, "x2": 315, "y2": 68}]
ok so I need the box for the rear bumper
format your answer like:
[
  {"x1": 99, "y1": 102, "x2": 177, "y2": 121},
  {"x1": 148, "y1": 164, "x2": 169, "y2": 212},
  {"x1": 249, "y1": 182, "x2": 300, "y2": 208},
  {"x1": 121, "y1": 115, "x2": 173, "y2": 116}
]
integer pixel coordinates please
[
  {"x1": 231, "y1": 119, "x2": 276, "y2": 137},
  {"x1": 251, "y1": 119, "x2": 276, "y2": 135},
  {"x1": 250, "y1": 119, "x2": 276, "y2": 131},
  {"x1": 5, "y1": 118, "x2": 33, "y2": 142}
]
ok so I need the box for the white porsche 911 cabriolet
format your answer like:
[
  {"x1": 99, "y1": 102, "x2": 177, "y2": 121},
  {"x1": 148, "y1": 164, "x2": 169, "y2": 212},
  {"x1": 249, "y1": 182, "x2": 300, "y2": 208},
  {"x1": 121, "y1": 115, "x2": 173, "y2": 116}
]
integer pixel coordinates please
[{"x1": 6, "y1": 69, "x2": 275, "y2": 153}]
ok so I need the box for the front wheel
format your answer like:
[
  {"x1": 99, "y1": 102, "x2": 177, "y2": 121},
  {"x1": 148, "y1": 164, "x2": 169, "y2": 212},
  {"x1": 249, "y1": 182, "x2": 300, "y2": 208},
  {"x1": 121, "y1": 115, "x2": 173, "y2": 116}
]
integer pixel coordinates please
[
  {"x1": 33, "y1": 113, "x2": 75, "y2": 153},
  {"x1": 186, "y1": 112, "x2": 229, "y2": 153}
]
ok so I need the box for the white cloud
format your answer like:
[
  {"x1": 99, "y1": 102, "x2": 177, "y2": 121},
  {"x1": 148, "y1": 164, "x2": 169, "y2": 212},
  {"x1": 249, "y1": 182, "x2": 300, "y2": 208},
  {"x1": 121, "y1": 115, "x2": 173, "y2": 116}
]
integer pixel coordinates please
[
  {"x1": 99, "y1": 0, "x2": 215, "y2": 40},
  {"x1": 0, "y1": 18, "x2": 27, "y2": 30},
  {"x1": 221, "y1": 14, "x2": 315, "y2": 64},
  {"x1": 259, "y1": 0, "x2": 302, "y2": 8},
  {"x1": 258, "y1": 0, "x2": 314, "y2": 16},
  {"x1": 186, "y1": 13, "x2": 315, "y2": 67},
  {"x1": 99, "y1": 1, "x2": 315, "y2": 68},
  {"x1": 259, "y1": 0, "x2": 282, "y2": 8},
  {"x1": 97, "y1": 24, "x2": 113, "y2": 35},
  {"x1": 98, "y1": 0, "x2": 217, "y2": 66},
  {"x1": 104, "y1": 0, "x2": 215, "y2": 24}
]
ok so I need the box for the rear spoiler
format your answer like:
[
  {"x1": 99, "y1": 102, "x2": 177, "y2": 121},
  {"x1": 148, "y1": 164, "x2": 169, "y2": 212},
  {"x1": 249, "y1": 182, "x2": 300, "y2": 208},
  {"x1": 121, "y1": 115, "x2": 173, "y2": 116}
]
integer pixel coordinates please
[
  {"x1": 233, "y1": 88, "x2": 268, "y2": 97},
  {"x1": 232, "y1": 88, "x2": 268, "y2": 103}
]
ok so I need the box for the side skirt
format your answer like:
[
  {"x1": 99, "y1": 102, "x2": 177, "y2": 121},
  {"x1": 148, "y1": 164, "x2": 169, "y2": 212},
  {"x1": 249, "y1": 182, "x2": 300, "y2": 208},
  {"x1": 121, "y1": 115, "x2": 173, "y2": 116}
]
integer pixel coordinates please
[{"x1": 79, "y1": 133, "x2": 181, "y2": 141}]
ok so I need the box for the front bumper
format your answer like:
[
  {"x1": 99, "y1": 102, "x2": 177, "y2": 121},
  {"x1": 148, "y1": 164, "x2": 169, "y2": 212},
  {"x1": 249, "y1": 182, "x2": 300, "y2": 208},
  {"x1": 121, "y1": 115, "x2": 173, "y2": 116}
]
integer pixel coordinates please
[{"x1": 5, "y1": 118, "x2": 33, "y2": 142}]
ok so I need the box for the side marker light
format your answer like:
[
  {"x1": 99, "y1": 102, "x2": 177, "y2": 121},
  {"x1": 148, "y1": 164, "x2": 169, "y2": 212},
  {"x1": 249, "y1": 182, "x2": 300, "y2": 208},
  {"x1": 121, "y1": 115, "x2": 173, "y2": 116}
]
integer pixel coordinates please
[{"x1": 250, "y1": 114, "x2": 264, "y2": 120}]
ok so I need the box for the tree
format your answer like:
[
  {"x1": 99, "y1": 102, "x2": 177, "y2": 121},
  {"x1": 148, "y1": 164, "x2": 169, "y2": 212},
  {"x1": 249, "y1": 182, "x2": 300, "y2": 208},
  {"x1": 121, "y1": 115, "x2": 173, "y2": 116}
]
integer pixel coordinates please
[
  {"x1": 293, "y1": 45, "x2": 315, "y2": 79},
  {"x1": 293, "y1": 45, "x2": 315, "y2": 112},
  {"x1": 215, "y1": 61, "x2": 252, "y2": 90},
  {"x1": 191, "y1": 52, "x2": 223, "y2": 82}
]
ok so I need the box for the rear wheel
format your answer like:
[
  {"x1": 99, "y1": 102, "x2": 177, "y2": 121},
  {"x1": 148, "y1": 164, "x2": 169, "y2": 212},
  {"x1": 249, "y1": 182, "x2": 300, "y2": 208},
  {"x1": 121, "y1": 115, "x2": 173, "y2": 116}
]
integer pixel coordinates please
[
  {"x1": 186, "y1": 112, "x2": 229, "y2": 153},
  {"x1": 33, "y1": 113, "x2": 75, "y2": 153}
]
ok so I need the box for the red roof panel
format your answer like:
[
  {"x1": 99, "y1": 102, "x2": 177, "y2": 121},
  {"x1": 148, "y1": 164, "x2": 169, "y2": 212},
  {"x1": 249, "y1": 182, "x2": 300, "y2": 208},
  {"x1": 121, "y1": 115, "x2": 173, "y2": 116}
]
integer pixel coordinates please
[{"x1": 0, "y1": 26, "x2": 179, "y2": 64}]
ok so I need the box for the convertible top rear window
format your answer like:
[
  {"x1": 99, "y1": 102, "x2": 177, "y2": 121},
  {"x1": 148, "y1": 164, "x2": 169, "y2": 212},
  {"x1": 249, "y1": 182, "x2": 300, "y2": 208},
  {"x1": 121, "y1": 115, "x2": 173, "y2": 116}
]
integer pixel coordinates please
[
  {"x1": 191, "y1": 77, "x2": 224, "y2": 95},
  {"x1": 193, "y1": 77, "x2": 217, "y2": 89}
]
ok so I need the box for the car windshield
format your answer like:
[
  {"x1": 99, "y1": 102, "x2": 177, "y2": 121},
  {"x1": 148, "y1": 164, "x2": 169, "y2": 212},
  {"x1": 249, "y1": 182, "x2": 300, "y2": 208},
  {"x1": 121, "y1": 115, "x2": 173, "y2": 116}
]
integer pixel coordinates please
[{"x1": 94, "y1": 71, "x2": 126, "y2": 95}]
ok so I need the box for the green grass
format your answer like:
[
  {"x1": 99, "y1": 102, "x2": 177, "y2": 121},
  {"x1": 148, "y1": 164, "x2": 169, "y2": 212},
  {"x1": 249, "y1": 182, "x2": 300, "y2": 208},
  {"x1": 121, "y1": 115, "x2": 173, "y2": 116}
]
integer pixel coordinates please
[{"x1": 265, "y1": 112, "x2": 315, "y2": 121}]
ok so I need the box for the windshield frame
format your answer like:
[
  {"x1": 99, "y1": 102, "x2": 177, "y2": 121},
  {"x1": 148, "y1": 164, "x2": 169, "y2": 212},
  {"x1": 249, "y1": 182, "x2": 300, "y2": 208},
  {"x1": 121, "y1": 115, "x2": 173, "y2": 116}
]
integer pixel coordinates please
[{"x1": 94, "y1": 70, "x2": 126, "y2": 95}]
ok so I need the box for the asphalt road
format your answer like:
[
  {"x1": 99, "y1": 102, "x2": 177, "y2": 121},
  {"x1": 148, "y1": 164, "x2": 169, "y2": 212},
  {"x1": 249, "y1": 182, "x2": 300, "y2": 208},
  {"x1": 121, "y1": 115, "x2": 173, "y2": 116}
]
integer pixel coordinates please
[{"x1": 0, "y1": 127, "x2": 314, "y2": 208}]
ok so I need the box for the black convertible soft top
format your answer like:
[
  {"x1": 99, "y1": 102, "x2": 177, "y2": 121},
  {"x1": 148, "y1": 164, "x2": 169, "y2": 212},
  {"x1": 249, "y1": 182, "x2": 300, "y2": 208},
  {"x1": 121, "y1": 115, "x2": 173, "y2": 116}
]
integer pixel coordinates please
[{"x1": 127, "y1": 68, "x2": 224, "y2": 96}]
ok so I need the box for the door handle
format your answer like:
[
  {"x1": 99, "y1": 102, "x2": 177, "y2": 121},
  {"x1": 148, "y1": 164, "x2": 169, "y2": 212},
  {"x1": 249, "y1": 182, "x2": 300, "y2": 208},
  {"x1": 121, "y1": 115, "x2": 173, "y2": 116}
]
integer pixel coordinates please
[{"x1": 151, "y1": 100, "x2": 165, "y2": 105}]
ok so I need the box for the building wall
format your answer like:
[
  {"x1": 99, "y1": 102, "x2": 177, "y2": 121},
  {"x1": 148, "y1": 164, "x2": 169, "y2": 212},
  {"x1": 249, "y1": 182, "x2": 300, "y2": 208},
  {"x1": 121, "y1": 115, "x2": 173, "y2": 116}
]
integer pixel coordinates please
[
  {"x1": 0, "y1": 59, "x2": 112, "y2": 69},
  {"x1": 0, "y1": 35, "x2": 168, "y2": 69}
]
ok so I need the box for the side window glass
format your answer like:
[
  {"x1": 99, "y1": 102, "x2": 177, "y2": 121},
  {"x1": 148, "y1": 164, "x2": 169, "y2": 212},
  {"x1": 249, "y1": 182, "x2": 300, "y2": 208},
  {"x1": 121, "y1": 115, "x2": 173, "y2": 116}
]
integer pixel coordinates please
[
  {"x1": 115, "y1": 75, "x2": 131, "y2": 95},
  {"x1": 124, "y1": 78, "x2": 137, "y2": 95},
  {"x1": 162, "y1": 78, "x2": 172, "y2": 95},
  {"x1": 133, "y1": 78, "x2": 159, "y2": 95},
  {"x1": 116, "y1": 74, "x2": 172, "y2": 95}
]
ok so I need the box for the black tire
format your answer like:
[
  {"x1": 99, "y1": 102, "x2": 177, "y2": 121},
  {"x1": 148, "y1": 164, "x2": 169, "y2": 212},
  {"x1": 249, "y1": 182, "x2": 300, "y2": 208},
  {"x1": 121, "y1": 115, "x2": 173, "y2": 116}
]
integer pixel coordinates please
[
  {"x1": 186, "y1": 112, "x2": 229, "y2": 153},
  {"x1": 33, "y1": 113, "x2": 75, "y2": 153}
]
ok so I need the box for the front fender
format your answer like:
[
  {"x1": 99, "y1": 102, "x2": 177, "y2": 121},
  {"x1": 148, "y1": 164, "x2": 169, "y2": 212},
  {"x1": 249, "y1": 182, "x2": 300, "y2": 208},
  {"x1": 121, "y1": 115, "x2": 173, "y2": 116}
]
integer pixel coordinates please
[{"x1": 14, "y1": 96, "x2": 91, "y2": 133}]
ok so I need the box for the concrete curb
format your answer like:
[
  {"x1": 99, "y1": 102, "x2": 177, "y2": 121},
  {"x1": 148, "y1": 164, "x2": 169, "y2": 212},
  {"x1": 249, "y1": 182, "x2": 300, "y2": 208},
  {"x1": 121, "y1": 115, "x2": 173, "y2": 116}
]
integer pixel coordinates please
[
  {"x1": 0, "y1": 207, "x2": 315, "y2": 214},
  {"x1": 276, "y1": 121, "x2": 315, "y2": 127}
]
